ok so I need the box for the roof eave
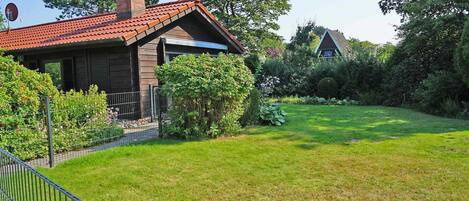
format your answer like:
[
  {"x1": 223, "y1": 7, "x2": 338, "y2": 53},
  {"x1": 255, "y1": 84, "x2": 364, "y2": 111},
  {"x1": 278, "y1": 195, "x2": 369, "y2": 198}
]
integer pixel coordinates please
[{"x1": 5, "y1": 38, "x2": 125, "y2": 54}]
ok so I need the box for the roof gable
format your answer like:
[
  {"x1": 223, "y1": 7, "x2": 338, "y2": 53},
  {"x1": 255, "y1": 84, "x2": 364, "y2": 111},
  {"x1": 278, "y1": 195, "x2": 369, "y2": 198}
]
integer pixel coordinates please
[
  {"x1": 0, "y1": 0, "x2": 244, "y2": 53},
  {"x1": 315, "y1": 29, "x2": 351, "y2": 57}
]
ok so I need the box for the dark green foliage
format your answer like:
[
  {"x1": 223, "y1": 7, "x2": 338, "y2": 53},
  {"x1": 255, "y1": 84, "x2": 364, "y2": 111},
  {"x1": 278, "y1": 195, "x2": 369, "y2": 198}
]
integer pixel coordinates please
[
  {"x1": 413, "y1": 71, "x2": 468, "y2": 114},
  {"x1": 244, "y1": 54, "x2": 263, "y2": 83},
  {"x1": 441, "y1": 99, "x2": 461, "y2": 117},
  {"x1": 156, "y1": 54, "x2": 254, "y2": 139},
  {"x1": 317, "y1": 77, "x2": 338, "y2": 98},
  {"x1": 358, "y1": 91, "x2": 386, "y2": 106},
  {"x1": 379, "y1": 0, "x2": 468, "y2": 109},
  {"x1": 287, "y1": 21, "x2": 326, "y2": 51},
  {"x1": 203, "y1": 0, "x2": 290, "y2": 52},
  {"x1": 259, "y1": 104, "x2": 286, "y2": 126},
  {"x1": 44, "y1": 0, "x2": 159, "y2": 19},
  {"x1": 260, "y1": 59, "x2": 300, "y2": 96},
  {"x1": 240, "y1": 88, "x2": 262, "y2": 127},
  {"x1": 455, "y1": 17, "x2": 469, "y2": 87},
  {"x1": 283, "y1": 21, "x2": 326, "y2": 68},
  {"x1": 337, "y1": 54, "x2": 386, "y2": 102},
  {"x1": 382, "y1": 54, "x2": 428, "y2": 106}
]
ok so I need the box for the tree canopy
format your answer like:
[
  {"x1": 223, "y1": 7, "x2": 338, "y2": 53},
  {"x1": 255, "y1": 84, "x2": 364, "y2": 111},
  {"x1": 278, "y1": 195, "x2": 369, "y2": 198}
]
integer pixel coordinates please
[
  {"x1": 455, "y1": 17, "x2": 469, "y2": 87},
  {"x1": 0, "y1": 14, "x2": 6, "y2": 31},
  {"x1": 287, "y1": 21, "x2": 326, "y2": 51},
  {"x1": 44, "y1": 0, "x2": 159, "y2": 19},
  {"x1": 378, "y1": 0, "x2": 469, "y2": 105},
  {"x1": 202, "y1": 0, "x2": 290, "y2": 52},
  {"x1": 44, "y1": 0, "x2": 290, "y2": 52}
]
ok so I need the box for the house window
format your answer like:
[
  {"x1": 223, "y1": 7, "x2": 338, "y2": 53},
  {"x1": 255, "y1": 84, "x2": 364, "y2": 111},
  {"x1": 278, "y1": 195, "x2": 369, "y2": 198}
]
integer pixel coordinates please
[
  {"x1": 44, "y1": 61, "x2": 63, "y2": 90},
  {"x1": 322, "y1": 50, "x2": 334, "y2": 58},
  {"x1": 165, "y1": 52, "x2": 186, "y2": 62},
  {"x1": 43, "y1": 59, "x2": 75, "y2": 91}
]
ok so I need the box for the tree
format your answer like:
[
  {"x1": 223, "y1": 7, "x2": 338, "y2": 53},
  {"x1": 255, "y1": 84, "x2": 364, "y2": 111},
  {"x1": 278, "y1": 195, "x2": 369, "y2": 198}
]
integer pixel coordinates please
[
  {"x1": 376, "y1": 42, "x2": 395, "y2": 63},
  {"x1": 260, "y1": 36, "x2": 286, "y2": 59},
  {"x1": 379, "y1": 0, "x2": 469, "y2": 105},
  {"x1": 284, "y1": 21, "x2": 327, "y2": 68},
  {"x1": 455, "y1": 17, "x2": 469, "y2": 87},
  {"x1": 287, "y1": 21, "x2": 326, "y2": 51},
  {"x1": 203, "y1": 0, "x2": 291, "y2": 52},
  {"x1": 349, "y1": 38, "x2": 378, "y2": 56},
  {"x1": 0, "y1": 14, "x2": 6, "y2": 31},
  {"x1": 44, "y1": 0, "x2": 159, "y2": 19}
]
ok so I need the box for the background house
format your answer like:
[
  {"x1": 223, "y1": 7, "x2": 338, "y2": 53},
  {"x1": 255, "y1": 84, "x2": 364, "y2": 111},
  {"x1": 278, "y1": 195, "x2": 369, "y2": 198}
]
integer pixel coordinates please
[
  {"x1": 0, "y1": 0, "x2": 244, "y2": 118},
  {"x1": 315, "y1": 29, "x2": 352, "y2": 58}
]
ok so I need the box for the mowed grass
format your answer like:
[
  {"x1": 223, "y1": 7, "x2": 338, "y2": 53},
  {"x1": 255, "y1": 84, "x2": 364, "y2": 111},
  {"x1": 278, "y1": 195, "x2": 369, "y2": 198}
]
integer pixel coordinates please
[{"x1": 39, "y1": 105, "x2": 469, "y2": 201}]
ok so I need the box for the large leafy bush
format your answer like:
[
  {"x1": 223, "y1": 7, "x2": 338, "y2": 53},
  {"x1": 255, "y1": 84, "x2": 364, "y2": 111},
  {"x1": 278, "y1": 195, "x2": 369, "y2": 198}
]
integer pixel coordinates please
[
  {"x1": 0, "y1": 55, "x2": 58, "y2": 159},
  {"x1": 0, "y1": 55, "x2": 123, "y2": 159},
  {"x1": 156, "y1": 54, "x2": 254, "y2": 139},
  {"x1": 413, "y1": 71, "x2": 468, "y2": 114}
]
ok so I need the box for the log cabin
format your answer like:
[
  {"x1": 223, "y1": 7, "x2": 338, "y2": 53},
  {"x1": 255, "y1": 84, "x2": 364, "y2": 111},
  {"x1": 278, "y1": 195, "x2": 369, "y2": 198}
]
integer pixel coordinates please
[{"x1": 0, "y1": 0, "x2": 245, "y2": 118}]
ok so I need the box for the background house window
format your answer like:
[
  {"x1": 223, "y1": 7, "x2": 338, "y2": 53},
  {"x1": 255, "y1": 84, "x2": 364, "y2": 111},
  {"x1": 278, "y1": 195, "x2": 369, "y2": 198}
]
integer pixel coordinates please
[{"x1": 322, "y1": 50, "x2": 334, "y2": 58}]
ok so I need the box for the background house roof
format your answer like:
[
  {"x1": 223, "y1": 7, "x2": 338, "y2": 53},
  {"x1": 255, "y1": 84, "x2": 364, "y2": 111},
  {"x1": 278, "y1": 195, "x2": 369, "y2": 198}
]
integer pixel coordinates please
[
  {"x1": 316, "y1": 29, "x2": 352, "y2": 57},
  {"x1": 0, "y1": 0, "x2": 244, "y2": 52}
]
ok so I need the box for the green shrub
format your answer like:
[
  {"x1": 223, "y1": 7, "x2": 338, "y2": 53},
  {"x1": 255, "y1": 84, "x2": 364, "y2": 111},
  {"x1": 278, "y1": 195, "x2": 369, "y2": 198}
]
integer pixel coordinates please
[
  {"x1": 51, "y1": 85, "x2": 123, "y2": 153},
  {"x1": 0, "y1": 55, "x2": 58, "y2": 158},
  {"x1": 337, "y1": 54, "x2": 386, "y2": 100},
  {"x1": 240, "y1": 88, "x2": 262, "y2": 127},
  {"x1": 317, "y1": 77, "x2": 338, "y2": 98},
  {"x1": 260, "y1": 104, "x2": 287, "y2": 126},
  {"x1": 441, "y1": 99, "x2": 461, "y2": 117},
  {"x1": 413, "y1": 71, "x2": 467, "y2": 114},
  {"x1": 358, "y1": 91, "x2": 386, "y2": 105},
  {"x1": 156, "y1": 54, "x2": 254, "y2": 139},
  {"x1": 0, "y1": 54, "x2": 123, "y2": 159},
  {"x1": 52, "y1": 85, "x2": 108, "y2": 128}
]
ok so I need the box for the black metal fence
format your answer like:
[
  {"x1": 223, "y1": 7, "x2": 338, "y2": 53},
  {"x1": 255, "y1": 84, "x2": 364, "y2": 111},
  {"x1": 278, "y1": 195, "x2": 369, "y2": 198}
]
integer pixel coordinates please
[
  {"x1": 27, "y1": 85, "x2": 167, "y2": 168},
  {"x1": 0, "y1": 148, "x2": 80, "y2": 201}
]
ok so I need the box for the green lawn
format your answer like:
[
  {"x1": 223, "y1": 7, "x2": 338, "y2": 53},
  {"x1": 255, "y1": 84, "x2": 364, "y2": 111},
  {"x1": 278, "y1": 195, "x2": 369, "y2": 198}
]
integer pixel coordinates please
[{"x1": 39, "y1": 105, "x2": 469, "y2": 201}]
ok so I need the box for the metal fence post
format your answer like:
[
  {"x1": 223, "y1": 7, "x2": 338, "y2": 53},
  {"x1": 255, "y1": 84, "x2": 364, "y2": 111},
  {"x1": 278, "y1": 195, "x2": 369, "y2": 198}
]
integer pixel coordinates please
[
  {"x1": 45, "y1": 97, "x2": 54, "y2": 168},
  {"x1": 156, "y1": 87, "x2": 163, "y2": 136},
  {"x1": 149, "y1": 84, "x2": 155, "y2": 122}
]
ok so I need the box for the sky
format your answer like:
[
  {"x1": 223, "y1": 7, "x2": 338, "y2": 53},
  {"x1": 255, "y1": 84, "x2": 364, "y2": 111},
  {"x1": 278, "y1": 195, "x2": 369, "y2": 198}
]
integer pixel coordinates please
[{"x1": 1, "y1": 0, "x2": 401, "y2": 44}]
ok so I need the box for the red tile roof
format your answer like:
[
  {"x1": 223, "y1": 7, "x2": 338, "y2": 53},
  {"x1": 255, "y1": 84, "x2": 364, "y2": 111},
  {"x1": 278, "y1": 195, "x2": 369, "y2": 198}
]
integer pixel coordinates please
[{"x1": 0, "y1": 0, "x2": 244, "y2": 52}]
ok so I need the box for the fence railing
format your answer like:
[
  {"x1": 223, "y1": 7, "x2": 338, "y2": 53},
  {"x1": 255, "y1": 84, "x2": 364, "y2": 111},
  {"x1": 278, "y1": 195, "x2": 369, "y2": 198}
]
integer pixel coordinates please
[
  {"x1": 28, "y1": 86, "x2": 166, "y2": 168},
  {"x1": 0, "y1": 148, "x2": 80, "y2": 201}
]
